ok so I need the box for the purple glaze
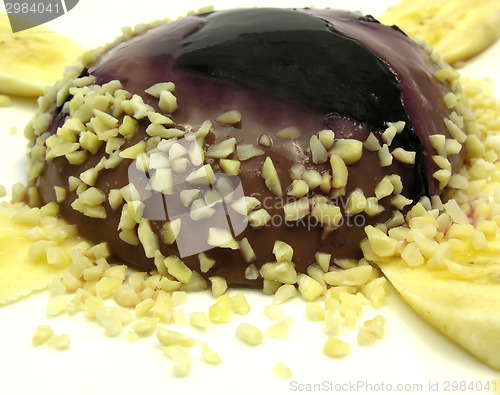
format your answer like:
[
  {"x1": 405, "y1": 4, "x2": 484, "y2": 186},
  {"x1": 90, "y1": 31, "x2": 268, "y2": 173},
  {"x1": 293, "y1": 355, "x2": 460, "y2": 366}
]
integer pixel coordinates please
[{"x1": 34, "y1": 8, "x2": 460, "y2": 286}]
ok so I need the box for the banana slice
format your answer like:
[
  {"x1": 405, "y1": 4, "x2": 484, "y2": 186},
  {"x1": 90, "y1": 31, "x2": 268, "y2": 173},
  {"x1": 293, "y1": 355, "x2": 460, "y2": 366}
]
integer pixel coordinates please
[
  {"x1": 380, "y1": 0, "x2": 500, "y2": 65},
  {"x1": 0, "y1": 13, "x2": 84, "y2": 97},
  {"x1": 376, "y1": 247, "x2": 500, "y2": 371},
  {"x1": 0, "y1": 203, "x2": 78, "y2": 304}
]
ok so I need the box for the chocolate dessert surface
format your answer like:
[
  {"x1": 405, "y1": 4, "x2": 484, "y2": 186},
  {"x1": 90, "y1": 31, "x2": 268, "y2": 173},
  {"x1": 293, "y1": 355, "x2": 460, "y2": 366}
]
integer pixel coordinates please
[{"x1": 28, "y1": 8, "x2": 467, "y2": 286}]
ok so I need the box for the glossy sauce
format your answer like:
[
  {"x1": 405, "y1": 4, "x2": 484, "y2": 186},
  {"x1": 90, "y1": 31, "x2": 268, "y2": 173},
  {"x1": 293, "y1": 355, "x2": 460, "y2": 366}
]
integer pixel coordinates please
[{"x1": 37, "y1": 8, "x2": 459, "y2": 286}]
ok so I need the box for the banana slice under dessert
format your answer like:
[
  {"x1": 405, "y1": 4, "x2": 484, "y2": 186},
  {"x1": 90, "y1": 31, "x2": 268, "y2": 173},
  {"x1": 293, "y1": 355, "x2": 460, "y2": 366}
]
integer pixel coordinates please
[
  {"x1": 376, "y1": 250, "x2": 500, "y2": 371},
  {"x1": 0, "y1": 203, "x2": 79, "y2": 304},
  {"x1": 0, "y1": 13, "x2": 83, "y2": 97},
  {"x1": 359, "y1": 62, "x2": 500, "y2": 370},
  {"x1": 380, "y1": 0, "x2": 500, "y2": 65}
]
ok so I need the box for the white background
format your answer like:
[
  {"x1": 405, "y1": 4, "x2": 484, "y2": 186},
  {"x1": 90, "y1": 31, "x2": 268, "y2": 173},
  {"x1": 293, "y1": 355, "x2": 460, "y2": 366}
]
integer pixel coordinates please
[{"x1": 0, "y1": 1, "x2": 499, "y2": 394}]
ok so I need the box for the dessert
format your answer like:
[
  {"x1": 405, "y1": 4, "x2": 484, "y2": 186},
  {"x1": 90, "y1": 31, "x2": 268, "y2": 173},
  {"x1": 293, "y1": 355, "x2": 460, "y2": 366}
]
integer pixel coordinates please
[
  {"x1": 2, "y1": 2, "x2": 498, "y2": 378},
  {"x1": 26, "y1": 7, "x2": 471, "y2": 288}
]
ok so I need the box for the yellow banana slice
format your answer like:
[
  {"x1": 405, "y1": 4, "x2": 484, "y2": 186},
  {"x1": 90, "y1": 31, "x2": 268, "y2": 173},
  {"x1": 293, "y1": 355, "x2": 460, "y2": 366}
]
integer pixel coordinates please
[
  {"x1": 376, "y1": 252, "x2": 500, "y2": 371},
  {"x1": 0, "y1": 203, "x2": 78, "y2": 304},
  {"x1": 380, "y1": 0, "x2": 500, "y2": 65},
  {"x1": 0, "y1": 13, "x2": 84, "y2": 97}
]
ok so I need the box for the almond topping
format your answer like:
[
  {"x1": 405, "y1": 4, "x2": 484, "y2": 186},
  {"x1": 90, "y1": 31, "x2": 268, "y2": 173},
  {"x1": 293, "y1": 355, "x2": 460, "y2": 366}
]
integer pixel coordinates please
[
  {"x1": 206, "y1": 138, "x2": 237, "y2": 159},
  {"x1": 237, "y1": 144, "x2": 264, "y2": 161},
  {"x1": 283, "y1": 197, "x2": 310, "y2": 221},
  {"x1": 215, "y1": 110, "x2": 241, "y2": 125},
  {"x1": 318, "y1": 129, "x2": 335, "y2": 149},
  {"x1": 159, "y1": 90, "x2": 178, "y2": 114},
  {"x1": 207, "y1": 227, "x2": 239, "y2": 250},
  {"x1": 331, "y1": 139, "x2": 363, "y2": 164},
  {"x1": 261, "y1": 157, "x2": 282, "y2": 196},
  {"x1": 248, "y1": 209, "x2": 272, "y2": 228},
  {"x1": 276, "y1": 126, "x2": 300, "y2": 140},
  {"x1": 310, "y1": 135, "x2": 328, "y2": 164},
  {"x1": 330, "y1": 154, "x2": 348, "y2": 189}
]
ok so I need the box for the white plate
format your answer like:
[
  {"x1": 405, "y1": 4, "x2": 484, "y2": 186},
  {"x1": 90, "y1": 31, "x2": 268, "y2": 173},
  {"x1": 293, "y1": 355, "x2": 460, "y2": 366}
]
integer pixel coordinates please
[{"x1": 1, "y1": 1, "x2": 499, "y2": 394}]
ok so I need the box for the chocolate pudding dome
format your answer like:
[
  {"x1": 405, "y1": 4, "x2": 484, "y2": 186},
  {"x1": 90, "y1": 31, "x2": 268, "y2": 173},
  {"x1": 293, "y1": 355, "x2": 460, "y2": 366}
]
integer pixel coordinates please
[{"x1": 26, "y1": 8, "x2": 469, "y2": 288}]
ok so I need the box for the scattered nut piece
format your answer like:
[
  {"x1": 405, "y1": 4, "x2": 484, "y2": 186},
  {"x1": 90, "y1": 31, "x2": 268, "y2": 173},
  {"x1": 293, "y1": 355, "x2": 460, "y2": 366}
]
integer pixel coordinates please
[
  {"x1": 361, "y1": 278, "x2": 387, "y2": 308},
  {"x1": 209, "y1": 276, "x2": 228, "y2": 298},
  {"x1": 263, "y1": 305, "x2": 294, "y2": 324},
  {"x1": 239, "y1": 238, "x2": 256, "y2": 263},
  {"x1": 208, "y1": 295, "x2": 234, "y2": 323},
  {"x1": 318, "y1": 129, "x2": 335, "y2": 149},
  {"x1": 378, "y1": 144, "x2": 393, "y2": 167},
  {"x1": 273, "y1": 284, "x2": 298, "y2": 304},
  {"x1": 382, "y1": 125, "x2": 397, "y2": 145},
  {"x1": 364, "y1": 225, "x2": 399, "y2": 257},
  {"x1": 315, "y1": 252, "x2": 331, "y2": 272},
  {"x1": 297, "y1": 274, "x2": 323, "y2": 301},
  {"x1": 265, "y1": 320, "x2": 289, "y2": 340},
  {"x1": 302, "y1": 169, "x2": 323, "y2": 189},
  {"x1": 159, "y1": 90, "x2": 178, "y2": 114},
  {"x1": 236, "y1": 144, "x2": 264, "y2": 161},
  {"x1": 290, "y1": 163, "x2": 305, "y2": 180},
  {"x1": 306, "y1": 303, "x2": 324, "y2": 321},
  {"x1": 145, "y1": 82, "x2": 175, "y2": 98},
  {"x1": 345, "y1": 189, "x2": 367, "y2": 215},
  {"x1": 46, "y1": 295, "x2": 70, "y2": 316},
  {"x1": 235, "y1": 322, "x2": 264, "y2": 346},
  {"x1": 198, "y1": 252, "x2": 216, "y2": 273},
  {"x1": 331, "y1": 139, "x2": 363, "y2": 164},
  {"x1": 206, "y1": 138, "x2": 237, "y2": 158},
  {"x1": 392, "y1": 147, "x2": 416, "y2": 164},
  {"x1": 171, "y1": 291, "x2": 188, "y2": 307},
  {"x1": 157, "y1": 327, "x2": 198, "y2": 347},
  {"x1": 324, "y1": 265, "x2": 374, "y2": 287},
  {"x1": 47, "y1": 334, "x2": 71, "y2": 350},
  {"x1": 215, "y1": 110, "x2": 241, "y2": 125},
  {"x1": 364, "y1": 133, "x2": 381, "y2": 151},
  {"x1": 160, "y1": 219, "x2": 182, "y2": 245},
  {"x1": 330, "y1": 154, "x2": 348, "y2": 188},
  {"x1": 276, "y1": 126, "x2": 300, "y2": 140},
  {"x1": 201, "y1": 342, "x2": 221, "y2": 364},
  {"x1": 135, "y1": 298, "x2": 155, "y2": 317},
  {"x1": 163, "y1": 255, "x2": 192, "y2": 284},
  {"x1": 288, "y1": 179, "x2": 309, "y2": 198},
  {"x1": 245, "y1": 264, "x2": 259, "y2": 280},
  {"x1": 261, "y1": 157, "x2": 282, "y2": 196},
  {"x1": 323, "y1": 336, "x2": 350, "y2": 358},
  {"x1": 273, "y1": 240, "x2": 294, "y2": 262},
  {"x1": 172, "y1": 310, "x2": 187, "y2": 327},
  {"x1": 259, "y1": 134, "x2": 272, "y2": 147},
  {"x1": 231, "y1": 293, "x2": 251, "y2": 315},
  {"x1": 260, "y1": 261, "x2": 298, "y2": 284},
  {"x1": 311, "y1": 202, "x2": 342, "y2": 228},
  {"x1": 273, "y1": 362, "x2": 293, "y2": 380},
  {"x1": 163, "y1": 345, "x2": 190, "y2": 377},
  {"x1": 101, "y1": 319, "x2": 123, "y2": 337},
  {"x1": 32, "y1": 325, "x2": 54, "y2": 346},
  {"x1": 310, "y1": 135, "x2": 329, "y2": 164},
  {"x1": 375, "y1": 176, "x2": 394, "y2": 199},
  {"x1": 358, "y1": 315, "x2": 386, "y2": 346},
  {"x1": 207, "y1": 227, "x2": 239, "y2": 250},
  {"x1": 283, "y1": 197, "x2": 310, "y2": 221},
  {"x1": 190, "y1": 312, "x2": 210, "y2": 330},
  {"x1": 219, "y1": 159, "x2": 241, "y2": 175},
  {"x1": 248, "y1": 208, "x2": 272, "y2": 228}
]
